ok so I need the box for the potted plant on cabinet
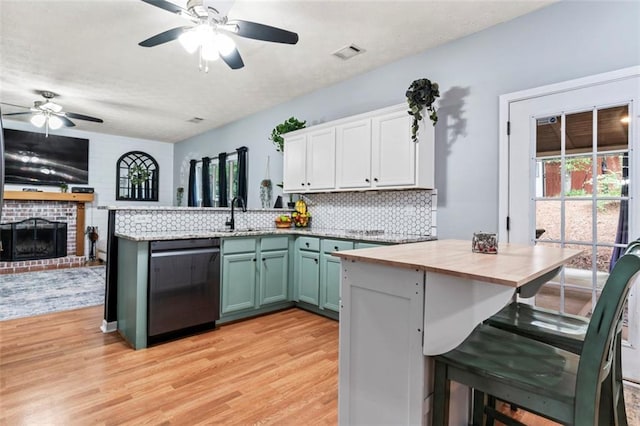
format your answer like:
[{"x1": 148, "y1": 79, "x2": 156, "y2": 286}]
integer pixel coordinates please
[
  {"x1": 269, "y1": 116, "x2": 306, "y2": 152},
  {"x1": 406, "y1": 78, "x2": 440, "y2": 142}
]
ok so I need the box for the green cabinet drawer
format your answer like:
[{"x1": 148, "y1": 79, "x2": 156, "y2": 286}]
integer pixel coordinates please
[
  {"x1": 321, "y1": 239, "x2": 354, "y2": 254},
  {"x1": 222, "y1": 237, "x2": 257, "y2": 254},
  {"x1": 260, "y1": 236, "x2": 290, "y2": 251},
  {"x1": 297, "y1": 236, "x2": 320, "y2": 252}
]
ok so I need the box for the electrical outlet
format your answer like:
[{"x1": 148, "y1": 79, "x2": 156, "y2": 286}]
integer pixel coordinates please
[{"x1": 132, "y1": 215, "x2": 151, "y2": 224}]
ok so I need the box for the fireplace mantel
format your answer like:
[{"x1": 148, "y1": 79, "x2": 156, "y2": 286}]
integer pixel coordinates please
[
  {"x1": 3, "y1": 191, "x2": 94, "y2": 202},
  {"x1": 2, "y1": 191, "x2": 94, "y2": 257}
]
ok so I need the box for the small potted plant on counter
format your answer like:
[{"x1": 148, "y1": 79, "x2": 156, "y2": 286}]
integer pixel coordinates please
[{"x1": 59, "y1": 183, "x2": 68, "y2": 193}]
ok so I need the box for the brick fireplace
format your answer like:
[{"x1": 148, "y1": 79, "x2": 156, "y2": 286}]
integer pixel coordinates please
[{"x1": 1, "y1": 191, "x2": 94, "y2": 274}]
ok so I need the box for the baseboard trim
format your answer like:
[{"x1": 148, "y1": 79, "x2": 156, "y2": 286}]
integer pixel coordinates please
[{"x1": 100, "y1": 319, "x2": 117, "y2": 333}]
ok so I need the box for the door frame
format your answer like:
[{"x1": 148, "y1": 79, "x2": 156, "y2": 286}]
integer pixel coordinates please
[{"x1": 498, "y1": 65, "x2": 640, "y2": 240}]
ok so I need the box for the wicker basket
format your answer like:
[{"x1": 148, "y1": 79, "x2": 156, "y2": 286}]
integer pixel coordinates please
[{"x1": 275, "y1": 221, "x2": 292, "y2": 229}]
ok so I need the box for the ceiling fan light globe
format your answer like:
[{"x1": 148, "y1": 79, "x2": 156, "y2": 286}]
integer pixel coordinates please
[
  {"x1": 215, "y1": 33, "x2": 235, "y2": 56},
  {"x1": 30, "y1": 114, "x2": 46, "y2": 128},
  {"x1": 179, "y1": 29, "x2": 200, "y2": 54},
  {"x1": 201, "y1": 41, "x2": 220, "y2": 61},
  {"x1": 48, "y1": 115, "x2": 63, "y2": 130}
]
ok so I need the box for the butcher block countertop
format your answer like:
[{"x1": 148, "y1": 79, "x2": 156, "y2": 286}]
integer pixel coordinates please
[{"x1": 334, "y1": 239, "x2": 582, "y2": 287}]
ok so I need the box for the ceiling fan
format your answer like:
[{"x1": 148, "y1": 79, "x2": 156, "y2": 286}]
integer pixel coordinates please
[
  {"x1": 138, "y1": 0, "x2": 299, "y2": 71},
  {"x1": 2, "y1": 91, "x2": 104, "y2": 136}
]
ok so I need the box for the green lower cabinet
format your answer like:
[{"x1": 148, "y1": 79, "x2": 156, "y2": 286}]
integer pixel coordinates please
[
  {"x1": 297, "y1": 250, "x2": 320, "y2": 305},
  {"x1": 221, "y1": 252, "x2": 257, "y2": 314},
  {"x1": 320, "y1": 253, "x2": 341, "y2": 311},
  {"x1": 319, "y1": 239, "x2": 354, "y2": 312},
  {"x1": 259, "y1": 250, "x2": 289, "y2": 305}
]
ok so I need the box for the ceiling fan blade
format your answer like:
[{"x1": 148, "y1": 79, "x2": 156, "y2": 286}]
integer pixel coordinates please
[
  {"x1": 0, "y1": 101, "x2": 30, "y2": 109},
  {"x1": 140, "y1": 0, "x2": 187, "y2": 15},
  {"x1": 2, "y1": 111, "x2": 33, "y2": 117},
  {"x1": 228, "y1": 20, "x2": 299, "y2": 45},
  {"x1": 59, "y1": 116, "x2": 76, "y2": 127},
  {"x1": 221, "y1": 47, "x2": 244, "y2": 70},
  {"x1": 139, "y1": 26, "x2": 190, "y2": 47},
  {"x1": 65, "y1": 112, "x2": 104, "y2": 123}
]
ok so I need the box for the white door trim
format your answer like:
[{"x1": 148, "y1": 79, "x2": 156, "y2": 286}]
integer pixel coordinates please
[{"x1": 498, "y1": 65, "x2": 640, "y2": 241}]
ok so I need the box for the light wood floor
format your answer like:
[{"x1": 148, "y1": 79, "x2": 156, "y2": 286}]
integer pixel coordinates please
[
  {"x1": 0, "y1": 306, "x2": 338, "y2": 425},
  {"x1": 1, "y1": 306, "x2": 635, "y2": 425}
]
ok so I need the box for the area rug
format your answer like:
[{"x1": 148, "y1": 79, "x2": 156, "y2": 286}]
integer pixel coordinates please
[{"x1": 0, "y1": 266, "x2": 105, "y2": 321}]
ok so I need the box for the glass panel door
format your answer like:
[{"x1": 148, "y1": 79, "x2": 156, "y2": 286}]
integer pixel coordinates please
[{"x1": 533, "y1": 105, "x2": 630, "y2": 339}]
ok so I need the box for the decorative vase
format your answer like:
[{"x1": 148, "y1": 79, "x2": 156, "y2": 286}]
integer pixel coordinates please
[{"x1": 260, "y1": 156, "x2": 273, "y2": 208}]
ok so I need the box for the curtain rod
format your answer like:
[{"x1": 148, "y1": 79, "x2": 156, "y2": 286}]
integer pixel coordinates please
[{"x1": 193, "y1": 151, "x2": 238, "y2": 164}]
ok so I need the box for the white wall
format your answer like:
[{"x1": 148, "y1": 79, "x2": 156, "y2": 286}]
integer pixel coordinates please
[
  {"x1": 173, "y1": 0, "x2": 640, "y2": 239},
  {"x1": 3, "y1": 120, "x2": 174, "y2": 252}
]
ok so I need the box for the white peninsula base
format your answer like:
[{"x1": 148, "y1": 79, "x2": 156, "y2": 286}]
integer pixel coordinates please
[{"x1": 337, "y1": 240, "x2": 581, "y2": 426}]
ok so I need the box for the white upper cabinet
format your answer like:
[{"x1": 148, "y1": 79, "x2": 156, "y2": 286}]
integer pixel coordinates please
[
  {"x1": 283, "y1": 103, "x2": 434, "y2": 193},
  {"x1": 283, "y1": 128, "x2": 336, "y2": 192},
  {"x1": 306, "y1": 128, "x2": 336, "y2": 190},
  {"x1": 283, "y1": 134, "x2": 307, "y2": 192},
  {"x1": 371, "y1": 109, "x2": 416, "y2": 188},
  {"x1": 336, "y1": 119, "x2": 372, "y2": 189}
]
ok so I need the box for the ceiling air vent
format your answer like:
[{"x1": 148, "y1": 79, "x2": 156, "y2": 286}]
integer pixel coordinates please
[
  {"x1": 332, "y1": 44, "x2": 365, "y2": 60},
  {"x1": 187, "y1": 117, "x2": 204, "y2": 123}
]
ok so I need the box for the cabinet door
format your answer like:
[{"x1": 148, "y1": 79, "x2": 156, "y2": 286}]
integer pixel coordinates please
[
  {"x1": 221, "y1": 252, "x2": 257, "y2": 314},
  {"x1": 307, "y1": 128, "x2": 336, "y2": 190},
  {"x1": 371, "y1": 110, "x2": 416, "y2": 187},
  {"x1": 320, "y1": 252, "x2": 342, "y2": 312},
  {"x1": 336, "y1": 119, "x2": 372, "y2": 189},
  {"x1": 283, "y1": 134, "x2": 308, "y2": 192},
  {"x1": 297, "y1": 250, "x2": 320, "y2": 305},
  {"x1": 259, "y1": 249, "x2": 289, "y2": 305}
]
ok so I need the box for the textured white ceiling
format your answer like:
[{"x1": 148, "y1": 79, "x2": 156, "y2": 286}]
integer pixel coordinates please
[{"x1": 0, "y1": 0, "x2": 553, "y2": 143}]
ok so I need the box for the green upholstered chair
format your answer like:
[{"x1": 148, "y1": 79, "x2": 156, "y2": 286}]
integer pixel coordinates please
[
  {"x1": 432, "y1": 253, "x2": 640, "y2": 426},
  {"x1": 483, "y1": 238, "x2": 640, "y2": 423}
]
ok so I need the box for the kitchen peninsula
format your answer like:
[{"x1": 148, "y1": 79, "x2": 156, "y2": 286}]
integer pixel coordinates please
[{"x1": 334, "y1": 240, "x2": 581, "y2": 425}]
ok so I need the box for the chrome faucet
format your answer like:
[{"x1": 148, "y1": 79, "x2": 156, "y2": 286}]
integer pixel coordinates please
[{"x1": 225, "y1": 196, "x2": 246, "y2": 231}]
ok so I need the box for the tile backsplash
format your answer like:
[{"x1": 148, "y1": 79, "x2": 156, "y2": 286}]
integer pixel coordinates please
[
  {"x1": 115, "y1": 189, "x2": 436, "y2": 237},
  {"x1": 301, "y1": 190, "x2": 436, "y2": 236}
]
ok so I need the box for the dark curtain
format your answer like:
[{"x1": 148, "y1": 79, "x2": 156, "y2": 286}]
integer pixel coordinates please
[
  {"x1": 236, "y1": 146, "x2": 248, "y2": 204},
  {"x1": 201, "y1": 157, "x2": 212, "y2": 207},
  {"x1": 218, "y1": 152, "x2": 228, "y2": 207},
  {"x1": 187, "y1": 159, "x2": 197, "y2": 207},
  {"x1": 609, "y1": 153, "x2": 629, "y2": 271}
]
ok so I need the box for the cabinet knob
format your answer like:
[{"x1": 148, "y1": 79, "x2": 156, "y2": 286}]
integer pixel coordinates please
[
  {"x1": 301, "y1": 182, "x2": 305, "y2": 186},
  {"x1": 262, "y1": 258, "x2": 266, "y2": 262},
  {"x1": 374, "y1": 177, "x2": 379, "y2": 182},
  {"x1": 334, "y1": 246, "x2": 339, "y2": 250},
  {"x1": 365, "y1": 178, "x2": 370, "y2": 183},
  {"x1": 253, "y1": 258, "x2": 257, "y2": 262},
  {"x1": 307, "y1": 182, "x2": 311, "y2": 186},
  {"x1": 314, "y1": 259, "x2": 318, "y2": 264},
  {"x1": 305, "y1": 242, "x2": 310, "y2": 247}
]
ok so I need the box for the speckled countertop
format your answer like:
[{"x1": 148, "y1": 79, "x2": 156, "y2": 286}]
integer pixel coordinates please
[{"x1": 115, "y1": 228, "x2": 436, "y2": 244}]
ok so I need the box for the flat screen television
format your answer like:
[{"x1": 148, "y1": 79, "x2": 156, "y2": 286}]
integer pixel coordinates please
[{"x1": 3, "y1": 128, "x2": 89, "y2": 185}]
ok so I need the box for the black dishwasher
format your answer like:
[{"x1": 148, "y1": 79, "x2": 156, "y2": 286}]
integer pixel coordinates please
[{"x1": 148, "y1": 238, "x2": 220, "y2": 345}]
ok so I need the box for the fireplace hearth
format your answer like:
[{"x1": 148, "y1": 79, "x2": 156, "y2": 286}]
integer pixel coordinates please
[{"x1": 0, "y1": 218, "x2": 67, "y2": 261}]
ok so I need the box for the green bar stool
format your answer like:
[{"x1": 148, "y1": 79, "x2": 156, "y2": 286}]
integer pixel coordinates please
[
  {"x1": 482, "y1": 239, "x2": 640, "y2": 424},
  {"x1": 432, "y1": 253, "x2": 640, "y2": 426}
]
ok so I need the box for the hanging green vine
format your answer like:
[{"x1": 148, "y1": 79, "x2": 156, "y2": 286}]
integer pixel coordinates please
[{"x1": 406, "y1": 78, "x2": 440, "y2": 142}]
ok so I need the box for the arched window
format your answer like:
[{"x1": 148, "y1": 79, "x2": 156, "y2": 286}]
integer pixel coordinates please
[{"x1": 116, "y1": 151, "x2": 159, "y2": 201}]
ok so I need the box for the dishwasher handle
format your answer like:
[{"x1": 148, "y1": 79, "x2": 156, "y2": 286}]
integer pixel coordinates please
[{"x1": 150, "y1": 248, "x2": 220, "y2": 258}]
